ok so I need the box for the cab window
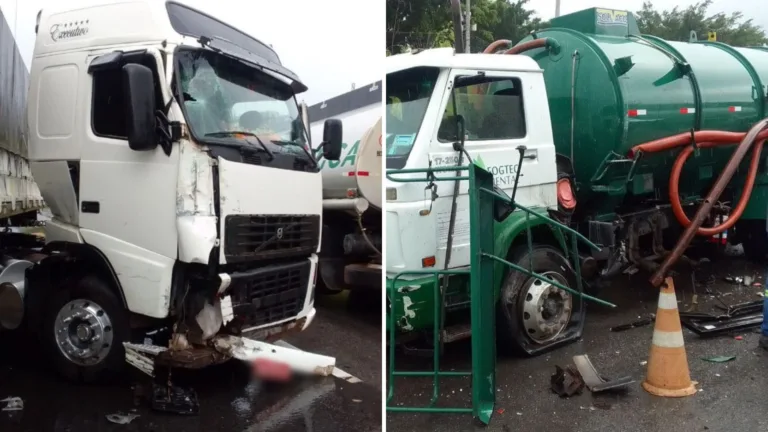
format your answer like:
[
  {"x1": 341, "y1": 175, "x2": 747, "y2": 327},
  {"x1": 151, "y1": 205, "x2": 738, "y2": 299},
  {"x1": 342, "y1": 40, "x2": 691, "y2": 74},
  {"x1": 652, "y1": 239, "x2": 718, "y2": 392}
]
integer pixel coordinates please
[{"x1": 437, "y1": 76, "x2": 526, "y2": 142}]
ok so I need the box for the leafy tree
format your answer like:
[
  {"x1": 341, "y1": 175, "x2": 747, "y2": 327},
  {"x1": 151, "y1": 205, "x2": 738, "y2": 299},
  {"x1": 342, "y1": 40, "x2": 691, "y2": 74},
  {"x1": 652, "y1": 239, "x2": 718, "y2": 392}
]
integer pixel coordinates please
[
  {"x1": 635, "y1": 1, "x2": 767, "y2": 46},
  {"x1": 386, "y1": 0, "x2": 544, "y2": 54}
]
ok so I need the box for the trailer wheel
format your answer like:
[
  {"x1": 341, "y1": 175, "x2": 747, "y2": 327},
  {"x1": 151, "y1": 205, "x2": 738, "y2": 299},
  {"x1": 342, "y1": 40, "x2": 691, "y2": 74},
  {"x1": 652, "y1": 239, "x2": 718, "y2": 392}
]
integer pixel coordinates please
[
  {"x1": 44, "y1": 275, "x2": 128, "y2": 382},
  {"x1": 497, "y1": 245, "x2": 583, "y2": 356}
]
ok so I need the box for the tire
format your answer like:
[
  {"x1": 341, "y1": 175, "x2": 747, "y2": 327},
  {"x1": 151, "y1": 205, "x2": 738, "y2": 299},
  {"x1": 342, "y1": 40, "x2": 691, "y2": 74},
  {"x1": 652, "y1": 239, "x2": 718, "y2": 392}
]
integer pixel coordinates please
[
  {"x1": 497, "y1": 244, "x2": 583, "y2": 356},
  {"x1": 43, "y1": 275, "x2": 129, "y2": 383}
]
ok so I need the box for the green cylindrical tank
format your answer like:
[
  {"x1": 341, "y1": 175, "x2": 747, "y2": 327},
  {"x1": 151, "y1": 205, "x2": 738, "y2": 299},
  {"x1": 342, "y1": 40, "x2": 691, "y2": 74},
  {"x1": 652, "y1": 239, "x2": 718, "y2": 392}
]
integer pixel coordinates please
[{"x1": 515, "y1": 8, "x2": 768, "y2": 219}]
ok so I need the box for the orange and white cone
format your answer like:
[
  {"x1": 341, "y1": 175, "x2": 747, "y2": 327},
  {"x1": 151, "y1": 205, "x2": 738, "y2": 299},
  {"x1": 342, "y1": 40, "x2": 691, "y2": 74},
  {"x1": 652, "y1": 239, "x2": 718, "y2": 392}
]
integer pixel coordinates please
[{"x1": 642, "y1": 277, "x2": 697, "y2": 397}]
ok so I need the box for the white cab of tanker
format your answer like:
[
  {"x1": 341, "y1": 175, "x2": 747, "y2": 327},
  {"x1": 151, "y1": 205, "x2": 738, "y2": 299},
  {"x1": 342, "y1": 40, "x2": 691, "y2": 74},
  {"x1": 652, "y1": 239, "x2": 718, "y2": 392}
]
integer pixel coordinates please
[
  {"x1": 1, "y1": 0, "x2": 343, "y2": 381},
  {"x1": 309, "y1": 82, "x2": 382, "y2": 292}
]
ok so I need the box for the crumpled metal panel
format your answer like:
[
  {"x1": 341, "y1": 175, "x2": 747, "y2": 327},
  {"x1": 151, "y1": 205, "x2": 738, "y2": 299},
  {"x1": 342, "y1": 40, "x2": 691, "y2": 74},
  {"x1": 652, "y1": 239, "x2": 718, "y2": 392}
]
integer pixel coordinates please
[{"x1": 0, "y1": 9, "x2": 29, "y2": 157}]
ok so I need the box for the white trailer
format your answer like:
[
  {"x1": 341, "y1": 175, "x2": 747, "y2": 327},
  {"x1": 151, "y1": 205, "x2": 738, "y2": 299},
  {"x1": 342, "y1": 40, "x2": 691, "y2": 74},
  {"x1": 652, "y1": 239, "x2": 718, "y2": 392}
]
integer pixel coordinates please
[{"x1": 309, "y1": 82, "x2": 382, "y2": 293}]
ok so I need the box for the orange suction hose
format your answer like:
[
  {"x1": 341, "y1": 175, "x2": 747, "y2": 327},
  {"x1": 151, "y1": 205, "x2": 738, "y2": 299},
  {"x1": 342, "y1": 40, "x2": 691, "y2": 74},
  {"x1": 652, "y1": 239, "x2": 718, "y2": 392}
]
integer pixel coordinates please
[
  {"x1": 629, "y1": 129, "x2": 768, "y2": 236},
  {"x1": 668, "y1": 140, "x2": 765, "y2": 236}
]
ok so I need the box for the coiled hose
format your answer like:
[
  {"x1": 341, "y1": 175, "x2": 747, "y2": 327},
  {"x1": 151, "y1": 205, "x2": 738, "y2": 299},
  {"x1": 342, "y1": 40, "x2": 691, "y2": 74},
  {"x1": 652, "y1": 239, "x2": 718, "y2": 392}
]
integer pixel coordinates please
[{"x1": 630, "y1": 128, "x2": 768, "y2": 236}]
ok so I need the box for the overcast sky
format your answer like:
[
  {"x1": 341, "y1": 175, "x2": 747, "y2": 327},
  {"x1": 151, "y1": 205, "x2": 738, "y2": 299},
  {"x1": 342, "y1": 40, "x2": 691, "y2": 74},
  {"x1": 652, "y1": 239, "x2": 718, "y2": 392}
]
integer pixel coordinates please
[
  {"x1": 527, "y1": 0, "x2": 767, "y2": 32},
  {"x1": 0, "y1": 0, "x2": 383, "y2": 105},
  {"x1": 0, "y1": 0, "x2": 763, "y2": 104}
]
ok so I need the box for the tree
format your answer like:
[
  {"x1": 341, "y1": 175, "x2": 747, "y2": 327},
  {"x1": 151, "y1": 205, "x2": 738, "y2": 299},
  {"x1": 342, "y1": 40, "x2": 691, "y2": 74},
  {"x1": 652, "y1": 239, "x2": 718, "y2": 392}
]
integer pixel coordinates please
[
  {"x1": 386, "y1": 0, "x2": 545, "y2": 54},
  {"x1": 635, "y1": 1, "x2": 767, "y2": 46}
]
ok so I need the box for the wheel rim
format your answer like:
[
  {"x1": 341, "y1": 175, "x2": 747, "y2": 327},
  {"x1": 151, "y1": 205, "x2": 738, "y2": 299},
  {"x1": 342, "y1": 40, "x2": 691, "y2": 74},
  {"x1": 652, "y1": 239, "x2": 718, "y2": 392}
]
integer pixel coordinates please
[
  {"x1": 520, "y1": 271, "x2": 572, "y2": 344},
  {"x1": 54, "y1": 299, "x2": 114, "y2": 366}
]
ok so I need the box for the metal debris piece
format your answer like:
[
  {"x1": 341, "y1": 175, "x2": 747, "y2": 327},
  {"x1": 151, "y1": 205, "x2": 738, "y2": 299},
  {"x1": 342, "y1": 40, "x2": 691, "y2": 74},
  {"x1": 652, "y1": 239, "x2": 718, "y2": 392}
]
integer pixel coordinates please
[
  {"x1": 151, "y1": 383, "x2": 199, "y2": 416},
  {"x1": 724, "y1": 276, "x2": 743, "y2": 285},
  {"x1": 214, "y1": 335, "x2": 336, "y2": 377},
  {"x1": 105, "y1": 413, "x2": 140, "y2": 424},
  {"x1": 610, "y1": 314, "x2": 655, "y2": 332},
  {"x1": 572, "y1": 354, "x2": 635, "y2": 392},
  {"x1": 550, "y1": 365, "x2": 584, "y2": 397},
  {"x1": 702, "y1": 356, "x2": 736, "y2": 363},
  {"x1": 1, "y1": 397, "x2": 23, "y2": 411}
]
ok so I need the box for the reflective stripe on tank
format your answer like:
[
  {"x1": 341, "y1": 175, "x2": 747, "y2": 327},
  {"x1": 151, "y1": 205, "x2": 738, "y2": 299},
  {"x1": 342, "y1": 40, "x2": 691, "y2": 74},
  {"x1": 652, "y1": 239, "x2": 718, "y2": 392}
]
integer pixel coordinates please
[
  {"x1": 679, "y1": 107, "x2": 696, "y2": 114},
  {"x1": 728, "y1": 106, "x2": 743, "y2": 112},
  {"x1": 343, "y1": 171, "x2": 370, "y2": 177},
  {"x1": 627, "y1": 109, "x2": 647, "y2": 117}
]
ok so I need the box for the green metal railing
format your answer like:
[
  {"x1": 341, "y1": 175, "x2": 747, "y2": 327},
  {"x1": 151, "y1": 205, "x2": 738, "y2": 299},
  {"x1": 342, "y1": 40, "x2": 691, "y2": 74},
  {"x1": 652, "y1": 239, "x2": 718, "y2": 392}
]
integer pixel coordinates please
[{"x1": 386, "y1": 163, "x2": 614, "y2": 425}]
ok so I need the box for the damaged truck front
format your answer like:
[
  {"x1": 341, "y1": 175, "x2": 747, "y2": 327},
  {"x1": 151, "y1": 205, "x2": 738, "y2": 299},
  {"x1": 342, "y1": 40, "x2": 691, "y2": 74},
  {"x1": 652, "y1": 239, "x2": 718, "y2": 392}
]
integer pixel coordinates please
[{"x1": 0, "y1": 0, "x2": 342, "y2": 382}]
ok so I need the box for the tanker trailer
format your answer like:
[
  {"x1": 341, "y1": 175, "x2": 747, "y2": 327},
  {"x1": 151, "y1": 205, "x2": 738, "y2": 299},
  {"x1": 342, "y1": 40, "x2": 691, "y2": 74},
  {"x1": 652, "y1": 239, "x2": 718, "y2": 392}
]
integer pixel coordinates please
[
  {"x1": 505, "y1": 7, "x2": 768, "y2": 264},
  {"x1": 385, "y1": 7, "x2": 768, "y2": 355},
  {"x1": 310, "y1": 82, "x2": 382, "y2": 293}
]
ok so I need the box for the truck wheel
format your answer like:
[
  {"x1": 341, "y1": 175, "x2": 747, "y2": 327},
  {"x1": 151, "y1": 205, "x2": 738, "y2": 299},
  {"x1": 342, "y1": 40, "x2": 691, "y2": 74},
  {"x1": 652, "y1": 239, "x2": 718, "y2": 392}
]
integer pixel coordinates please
[
  {"x1": 44, "y1": 275, "x2": 128, "y2": 382},
  {"x1": 497, "y1": 245, "x2": 582, "y2": 356}
]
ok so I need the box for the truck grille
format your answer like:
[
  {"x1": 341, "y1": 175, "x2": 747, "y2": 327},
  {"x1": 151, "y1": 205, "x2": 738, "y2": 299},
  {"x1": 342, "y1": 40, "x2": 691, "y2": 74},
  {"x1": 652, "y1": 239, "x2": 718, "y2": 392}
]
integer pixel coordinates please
[
  {"x1": 230, "y1": 261, "x2": 310, "y2": 328},
  {"x1": 224, "y1": 214, "x2": 320, "y2": 262}
]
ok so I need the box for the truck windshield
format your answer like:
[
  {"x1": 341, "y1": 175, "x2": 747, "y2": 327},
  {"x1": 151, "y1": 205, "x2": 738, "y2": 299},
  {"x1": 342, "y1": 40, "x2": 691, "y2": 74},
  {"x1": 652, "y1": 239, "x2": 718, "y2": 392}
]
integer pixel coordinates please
[
  {"x1": 386, "y1": 67, "x2": 439, "y2": 169},
  {"x1": 176, "y1": 48, "x2": 307, "y2": 147}
]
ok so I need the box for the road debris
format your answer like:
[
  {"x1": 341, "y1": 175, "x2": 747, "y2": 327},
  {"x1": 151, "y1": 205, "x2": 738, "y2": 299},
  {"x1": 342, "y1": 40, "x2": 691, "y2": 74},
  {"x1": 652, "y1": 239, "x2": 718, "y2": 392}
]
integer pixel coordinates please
[
  {"x1": 610, "y1": 314, "x2": 655, "y2": 332},
  {"x1": 701, "y1": 356, "x2": 736, "y2": 363},
  {"x1": 1, "y1": 396, "x2": 22, "y2": 411},
  {"x1": 735, "y1": 335, "x2": 744, "y2": 341},
  {"x1": 105, "y1": 413, "x2": 140, "y2": 425},
  {"x1": 151, "y1": 383, "x2": 199, "y2": 416},
  {"x1": 572, "y1": 354, "x2": 634, "y2": 393},
  {"x1": 680, "y1": 300, "x2": 763, "y2": 336},
  {"x1": 550, "y1": 365, "x2": 584, "y2": 397}
]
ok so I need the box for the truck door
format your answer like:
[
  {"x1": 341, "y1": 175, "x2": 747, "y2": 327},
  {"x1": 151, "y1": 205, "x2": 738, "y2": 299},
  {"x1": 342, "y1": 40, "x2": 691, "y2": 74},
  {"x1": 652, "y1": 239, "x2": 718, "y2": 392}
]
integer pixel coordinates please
[
  {"x1": 428, "y1": 68, "x2": 557, "y2": 268},
  {"x1": 78, "y1": 49, "x2": 178, "y2": 319}
]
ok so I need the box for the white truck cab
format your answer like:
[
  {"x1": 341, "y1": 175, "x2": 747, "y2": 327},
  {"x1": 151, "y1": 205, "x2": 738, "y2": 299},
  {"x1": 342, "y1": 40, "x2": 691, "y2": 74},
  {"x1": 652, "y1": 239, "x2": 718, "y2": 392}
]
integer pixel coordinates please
[
  {"x1": 386, "y1": 49, "x2": 558, "y2": 274},
  {"x1": 9, "y1": 0, "x2": 342, "y2": 381}
]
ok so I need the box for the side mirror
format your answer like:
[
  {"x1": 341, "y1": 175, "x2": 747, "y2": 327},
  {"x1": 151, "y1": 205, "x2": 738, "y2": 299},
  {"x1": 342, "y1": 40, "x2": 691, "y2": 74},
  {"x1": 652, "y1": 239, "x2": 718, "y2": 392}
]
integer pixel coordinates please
[
  {"x1": 320, "y1": 119, "x2": 342, "y2": 161},
  {"x1": 122, "y1": 64, "x2": 157, "y2": 151}
]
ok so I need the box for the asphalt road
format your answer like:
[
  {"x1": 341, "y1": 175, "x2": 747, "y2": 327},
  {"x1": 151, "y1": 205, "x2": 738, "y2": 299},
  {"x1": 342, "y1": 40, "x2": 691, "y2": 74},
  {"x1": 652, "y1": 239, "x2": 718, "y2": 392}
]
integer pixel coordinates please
[
  {"x1": 0, "y1": 290, "x2": 382, "y2": 432},
  {"x1": 387, "y1": 254, "x2": 768, "y2": 432}
]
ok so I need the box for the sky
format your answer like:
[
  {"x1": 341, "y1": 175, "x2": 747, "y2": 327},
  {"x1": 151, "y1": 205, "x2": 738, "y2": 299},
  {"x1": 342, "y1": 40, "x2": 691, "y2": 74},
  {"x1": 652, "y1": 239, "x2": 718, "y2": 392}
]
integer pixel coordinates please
[
  {"x1": 0, "y1": 0, "x2": 383, "y2": 105},
  {"x1": 0, "y1": 0, "x2": 763, "y2": 104},
  {"x1": 527, "y1": 0, "x2": 767, "y2": 32}
]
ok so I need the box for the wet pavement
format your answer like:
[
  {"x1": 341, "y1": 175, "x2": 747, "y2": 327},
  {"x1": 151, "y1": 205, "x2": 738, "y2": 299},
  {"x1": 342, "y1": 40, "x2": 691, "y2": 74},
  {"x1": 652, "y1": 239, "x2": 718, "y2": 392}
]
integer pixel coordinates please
[
  {"x1": 387, "y1": 253, "x2": 768, "y2": 432},
  {"x1": 0, "y1": 290, "x2": 382, "y2": 432}
]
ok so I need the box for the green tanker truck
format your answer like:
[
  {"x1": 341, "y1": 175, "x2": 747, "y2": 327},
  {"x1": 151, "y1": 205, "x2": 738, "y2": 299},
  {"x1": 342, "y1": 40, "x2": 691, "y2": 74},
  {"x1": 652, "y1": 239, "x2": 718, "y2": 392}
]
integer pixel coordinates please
[{"x1": 385, "y1": 7, "x2": 768, "y2": 355}]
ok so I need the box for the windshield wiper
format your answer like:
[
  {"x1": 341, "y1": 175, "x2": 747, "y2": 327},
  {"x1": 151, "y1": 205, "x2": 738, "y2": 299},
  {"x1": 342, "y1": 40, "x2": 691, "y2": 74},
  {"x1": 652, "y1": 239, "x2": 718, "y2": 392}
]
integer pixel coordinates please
[
  {"x1": 205, "y1": 131, "x2": 274, "y2": 161},
  {"x1": 271, "y1": 140, "x2": 318, "y2": 168}
]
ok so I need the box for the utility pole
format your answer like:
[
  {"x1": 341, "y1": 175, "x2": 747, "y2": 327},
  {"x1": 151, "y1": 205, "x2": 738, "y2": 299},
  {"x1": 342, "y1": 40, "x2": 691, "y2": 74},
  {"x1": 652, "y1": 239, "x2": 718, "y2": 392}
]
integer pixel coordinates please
[
  {"x1": 464, "y1": 0, "x2": 471, "y2": 53},
  {"x1": 555, "y1": 0, "x2": 561, "y2": 18}
]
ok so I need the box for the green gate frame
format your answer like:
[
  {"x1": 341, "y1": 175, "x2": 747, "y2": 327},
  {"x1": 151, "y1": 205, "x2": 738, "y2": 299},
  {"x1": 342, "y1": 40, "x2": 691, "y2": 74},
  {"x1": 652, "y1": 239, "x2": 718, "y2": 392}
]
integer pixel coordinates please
[{"x1": 386, "y1": 163, "x2": 613, "y2": 425}]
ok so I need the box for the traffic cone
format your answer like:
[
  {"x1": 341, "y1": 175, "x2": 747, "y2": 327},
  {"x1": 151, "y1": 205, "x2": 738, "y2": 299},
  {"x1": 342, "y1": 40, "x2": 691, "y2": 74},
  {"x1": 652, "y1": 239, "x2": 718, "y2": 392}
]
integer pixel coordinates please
[{"x1": 642, "y1": 277, "x2": 697, "y2": 397}]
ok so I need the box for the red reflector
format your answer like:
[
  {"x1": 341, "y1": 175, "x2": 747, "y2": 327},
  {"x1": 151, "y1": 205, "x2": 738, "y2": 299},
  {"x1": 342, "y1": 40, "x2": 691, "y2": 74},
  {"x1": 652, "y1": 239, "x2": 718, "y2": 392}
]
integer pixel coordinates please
[
  {"x1": 344, "y1": 171, "x2": 370, "y2": 177},
  {"x1": 627, "y1": 109, "x2": 647, "y2": 117},
  {"x1": 357, "y1": 171, "x2": 369, "y2": 176},
  {"x1": 628, "y1": 109, "x2": 638, "y2": 117},
  {"x1": 422, "y1": 256, "x2": 436, "y2": 268}
]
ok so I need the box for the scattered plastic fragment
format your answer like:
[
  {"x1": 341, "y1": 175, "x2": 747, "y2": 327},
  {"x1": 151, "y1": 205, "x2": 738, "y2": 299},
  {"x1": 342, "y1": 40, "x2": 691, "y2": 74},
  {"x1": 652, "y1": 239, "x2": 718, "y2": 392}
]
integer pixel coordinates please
[
  {"x1": 701, "y1": 356, "x2": 736, "y2": 363},
  {"x1": 496, "y1": 408, "x2": 505, "y2": 415},
  {"x1": 550, "y1": 365, "x2": 584, "y2": 397},
  {"x1": 105, "y1": 413, "x2": 139, "y2": 425},
  {"x1": 735, "y1": 336, "x2": 744, "y2": 341},
  {"x1": 1, "y1": 397, "x2": 22, "y2": 411},
  {"x1": 640, "y1": 361, "x2": 648, "y2": 366}
]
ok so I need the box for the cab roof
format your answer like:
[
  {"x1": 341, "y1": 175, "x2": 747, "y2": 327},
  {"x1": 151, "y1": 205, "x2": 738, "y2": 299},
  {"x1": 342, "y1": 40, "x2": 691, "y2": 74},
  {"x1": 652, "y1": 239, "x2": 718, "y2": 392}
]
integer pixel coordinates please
[{"x1": 387, "y1": 47, "x2": 543, "y2": 74}]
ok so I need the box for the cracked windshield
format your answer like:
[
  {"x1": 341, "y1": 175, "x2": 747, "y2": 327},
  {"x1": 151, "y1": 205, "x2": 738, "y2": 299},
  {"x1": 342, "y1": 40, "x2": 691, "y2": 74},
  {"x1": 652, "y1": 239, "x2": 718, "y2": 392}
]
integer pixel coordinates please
[{"x1": 176, "y1": 49, "x2": 307, "y2": 149}]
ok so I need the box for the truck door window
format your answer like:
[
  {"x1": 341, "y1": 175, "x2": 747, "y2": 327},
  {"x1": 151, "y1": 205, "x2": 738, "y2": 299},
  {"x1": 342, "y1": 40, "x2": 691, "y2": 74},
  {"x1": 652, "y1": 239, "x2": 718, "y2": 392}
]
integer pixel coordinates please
[
  {"x1": 91, "y1": 54, "x2": 163, "y2": 139},
  {"x1": 437, "y1": 76, "x2": 526, "y2": 142}
]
